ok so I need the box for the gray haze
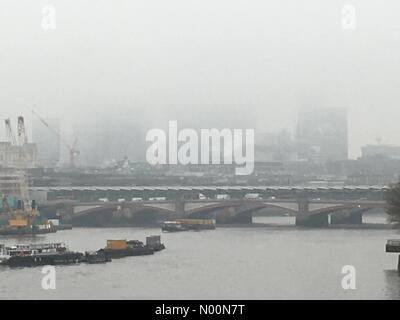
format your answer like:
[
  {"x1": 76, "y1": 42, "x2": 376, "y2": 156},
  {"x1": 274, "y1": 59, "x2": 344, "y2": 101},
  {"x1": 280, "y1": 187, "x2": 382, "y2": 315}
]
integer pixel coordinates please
[{"x1": 1, "y1": 0, "x2": 400, "y2": 159}]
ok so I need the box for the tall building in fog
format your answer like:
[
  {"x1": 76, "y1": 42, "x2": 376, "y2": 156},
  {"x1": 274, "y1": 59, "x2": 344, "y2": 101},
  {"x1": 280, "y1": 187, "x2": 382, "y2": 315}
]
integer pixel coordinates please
[
  {"x1": 254, "y1": 130, "x2": 297, "y2": 162},
  {"x1": 361, "y1": 144, "x2": 400, "y2": 159},
  {"x1": 296, "y1": 108, "x2": 348, "y2": 162},
  {"x1": 32, "y1": 117, "x2": 61, "y2": 167},
  {"x1": 75, "y1": 116, "x2": 147, "y2": 166}
]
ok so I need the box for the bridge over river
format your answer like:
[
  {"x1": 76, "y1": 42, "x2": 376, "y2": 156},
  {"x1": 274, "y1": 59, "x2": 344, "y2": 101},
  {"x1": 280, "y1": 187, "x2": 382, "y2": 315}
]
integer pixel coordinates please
[
  {"x1": 30, "y1": 185, "x2": 388, "y2": 202},
  {"x1": 37, "y1": 195, "x2": 387, "y2": 227}
]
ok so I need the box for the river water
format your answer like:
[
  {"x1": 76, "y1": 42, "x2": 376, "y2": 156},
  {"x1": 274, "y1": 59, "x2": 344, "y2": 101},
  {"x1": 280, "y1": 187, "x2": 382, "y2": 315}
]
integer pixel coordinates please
[{"x1": 1, "y1": 212, "x2": 400, "y2": 300}]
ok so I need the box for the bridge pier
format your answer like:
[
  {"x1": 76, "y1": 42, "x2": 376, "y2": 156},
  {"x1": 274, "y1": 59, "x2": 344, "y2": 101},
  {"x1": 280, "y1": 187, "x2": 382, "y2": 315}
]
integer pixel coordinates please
[
  {"x1": 174, "y1": 201, "x2": 185, "y2": 219},
  {"x1": 330, "y1": 209, "x2": 363, "y2": 225},
  {"x1": 295, "y1": 214, "x2": 329, "y2": 227},
  {"x1": 226, "y1": 212, "x2": 252, "y2": 224},
  {"x1": 295, "y1": 199, "x2": 329, "y2": 227}
]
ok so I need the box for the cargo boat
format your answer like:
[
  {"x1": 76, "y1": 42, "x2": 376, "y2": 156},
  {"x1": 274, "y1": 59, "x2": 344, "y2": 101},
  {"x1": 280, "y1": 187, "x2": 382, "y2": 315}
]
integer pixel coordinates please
[
  {"x1": 0, "y1": 196, "x2": 57, "y2": 236},
  {"x1": 162, "y1": 221, "x2": 188, "y2": 232},
  {"x1": 103, "y1": 239, "x2": 154, "y2": 258},
  {"x1": 145, "y1": 235, "x2": 165, "y2": 252},
  {"x1": 6, "y1": 251, "x2": 83, "y2": 267},
  {"x1": 162, "y1": 219, "x2": 216, "y2": 232},
  {"x1": 385, "y1": 239, "x2": 400, "y2": 272},
  {"x1": 83, "y1": 249, "x2": 111, "y2": 264},
  {"x1": 386, "y1": 239, "x2": 400, "y2": 253},
  {"x1": 0, "y1": 243, "x2": 83, "y2": 267},
  {"x1": 0, "y1": 221, "x2": 57, "y2": 236},
  {"x1": 0, "y1": 235, "x2": 165, "y2": 267},
  {"x1": 103, "y1": 236, "x2": 165, "y2": 259},
  {"x1": 47, "y1": 219, "x2": 72, "y2": 231}
]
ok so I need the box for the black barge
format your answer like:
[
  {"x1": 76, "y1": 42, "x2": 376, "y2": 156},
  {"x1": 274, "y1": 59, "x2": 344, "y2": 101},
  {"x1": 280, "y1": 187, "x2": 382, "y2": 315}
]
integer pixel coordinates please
[
  {"x1": 0, "y1": 243, "x2": 83, "y2": 267},
  {"x1": 83, "y1": 250, "x2": 111, "y2": 264}
]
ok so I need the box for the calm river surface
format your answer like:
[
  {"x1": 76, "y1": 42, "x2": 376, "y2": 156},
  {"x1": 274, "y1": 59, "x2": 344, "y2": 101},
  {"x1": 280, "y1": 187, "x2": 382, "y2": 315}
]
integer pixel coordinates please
[{"x1": 1, "y1": 212, "x2": 400, "y2": 300}]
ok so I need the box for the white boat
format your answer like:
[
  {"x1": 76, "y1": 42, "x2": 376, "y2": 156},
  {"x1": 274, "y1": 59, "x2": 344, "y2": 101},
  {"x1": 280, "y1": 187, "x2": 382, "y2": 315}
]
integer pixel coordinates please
[{"x1": 0, "y1": 244, "x2": 10, "y2": 265}]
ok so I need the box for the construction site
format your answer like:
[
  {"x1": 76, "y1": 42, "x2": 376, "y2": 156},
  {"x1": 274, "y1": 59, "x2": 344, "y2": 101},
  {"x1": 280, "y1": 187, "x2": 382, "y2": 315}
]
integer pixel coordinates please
[
  {"x1": 0, "y1": 115, "x2": 58, "y2": 234},
  {"x1": 0, "y1": 116, "x2": 37, "y2": 201},
  {"x1": 0, "y1": 117, "x2": 37, "y2": 169}
]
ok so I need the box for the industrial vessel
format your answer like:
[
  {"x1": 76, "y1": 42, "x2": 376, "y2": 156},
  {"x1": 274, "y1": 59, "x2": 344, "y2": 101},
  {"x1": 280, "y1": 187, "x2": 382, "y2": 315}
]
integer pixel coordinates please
[
  {"x1": 162, "y1": 219, "x2": 216, "y2": 232},
  {"x1": 0, "y1": 235, "x2": 165, "y2": 268},
  {"x1": 0, "y1": 197, "x2": 57, "y2": 236},
  {"x1": 145, "y1": 235, "x2": 165, "y2": 252},
  {"x1": 103, "y1": 239, "x2": 154, "y2": 258},
  {"x1": 162, "y1": 221, "x2": 188, "y2": 232},
  {"x1": 103, "y1": 236, "x2": 165, "y2": 259},
  {"x1": 0, "y1": 243, "x2": 83, "y2": 267},
  {"x1": 83, "y1": 249, "x2": 112, "y2": 264}
]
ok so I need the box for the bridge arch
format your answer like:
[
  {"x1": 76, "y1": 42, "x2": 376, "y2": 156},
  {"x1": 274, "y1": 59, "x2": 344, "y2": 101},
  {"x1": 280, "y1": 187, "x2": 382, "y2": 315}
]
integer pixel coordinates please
[
  {"x1": 310, "y1": 203, "x2": 382, "y2": 216},
  {"x1": 72, "y1": 202, "x2": 176, "y2": 219},
  {"x1": 185, "y1": 201, "x2": 298, "y2": 219}
]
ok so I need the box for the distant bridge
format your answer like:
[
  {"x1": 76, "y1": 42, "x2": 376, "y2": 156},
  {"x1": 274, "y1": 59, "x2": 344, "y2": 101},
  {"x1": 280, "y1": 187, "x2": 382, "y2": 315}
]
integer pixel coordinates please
[
  {"x1": 30, "y1": 185, "x2": 388, "y2": 203},
  {"x1": 52, "y1": 198, "x2": 386, "y2": 227}
]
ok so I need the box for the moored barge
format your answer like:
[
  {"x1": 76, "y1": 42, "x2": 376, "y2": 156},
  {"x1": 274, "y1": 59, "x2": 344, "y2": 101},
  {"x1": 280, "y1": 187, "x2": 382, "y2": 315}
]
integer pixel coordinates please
[
  {"x1": 103, "y1": 236, "x2": 165, "y2": 259},
  {"x1": 0, "y1": 235, "x2": 166, "y2": 268},
  {"x1": 0, "y1": 243, "x2": 83, "y2": 267},
  {"x1": 0, "y1": 222, "x2": 57, "y2": 236},
  {"x1": 386, "y1": 239, "x2": 400, "y2": 253},
  {"x1": 146, "y1": 235, "x2": 165, "y2": 252},
  {"x1": 162, "y1": 221, "x2": 188, "y2": 232},
  {"x1": 83, "y1": 249, "x2": 111, "y2": 264},
  {"x1": 162, "y1": 219, "x2": 216, "y2": 232},
  {"x1": 103, "y1": 239, "x2": 154, "y2": 259}
]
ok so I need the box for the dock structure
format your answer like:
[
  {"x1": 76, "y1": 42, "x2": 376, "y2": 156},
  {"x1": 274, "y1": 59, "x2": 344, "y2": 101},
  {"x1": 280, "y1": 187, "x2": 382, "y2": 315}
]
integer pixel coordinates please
[{"x1": 386, "y1": 239, "x2": 400, "y2": 271}]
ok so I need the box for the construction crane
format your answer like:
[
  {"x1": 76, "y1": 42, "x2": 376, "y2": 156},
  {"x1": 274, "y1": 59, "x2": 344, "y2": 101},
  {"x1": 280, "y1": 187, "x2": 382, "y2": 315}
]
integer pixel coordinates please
[
  {"x1": 2, "y1": 116, "x2": 38, "y2": 225},
  {"x1": 5, "y1": 119, "x2": 17, "y2": 145},
  {"x1": 31, "y1": 110, "x2": 80, "y2": 167},
  {"x1": 2, "y1": 195, "x2": 12, "y2": 216},
  {"x1": 15, "y1": 116, "x2": 34, "y2": 215},
  {"x1": 17, "y1": 116, "x2": 28, "y2": 146}
]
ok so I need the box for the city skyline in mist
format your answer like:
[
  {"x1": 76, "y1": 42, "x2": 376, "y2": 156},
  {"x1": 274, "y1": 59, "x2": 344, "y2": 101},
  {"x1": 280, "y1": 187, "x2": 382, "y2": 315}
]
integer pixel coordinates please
[{"x1": 1, "y1": 0, "x2": 400, "y2": 159}]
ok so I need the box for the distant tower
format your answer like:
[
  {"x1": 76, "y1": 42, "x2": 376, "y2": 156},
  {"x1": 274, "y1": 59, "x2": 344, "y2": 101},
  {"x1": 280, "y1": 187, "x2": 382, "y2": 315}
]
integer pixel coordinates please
[
  {"x1": 5, "y1": 119, "x2": 16, "y2": 145},
  {"x1": 375, "y1": 134, "x2": 382, "y2": 145},
  {"x1": 32, "y1": 117, "x2": 61, "y2": 167},
  {"x1": 17, "y1": 116, "x2": 28, "y2": 145}
]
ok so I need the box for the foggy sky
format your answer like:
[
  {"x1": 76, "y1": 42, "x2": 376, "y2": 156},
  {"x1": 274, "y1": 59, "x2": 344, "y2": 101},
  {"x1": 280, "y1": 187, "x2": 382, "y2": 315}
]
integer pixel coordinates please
[{"x1": 1, "y1": 0, "x2": 400, "y2": 159}]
